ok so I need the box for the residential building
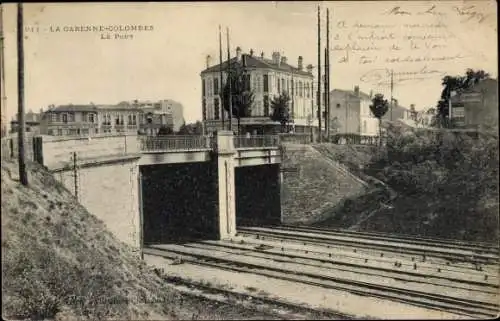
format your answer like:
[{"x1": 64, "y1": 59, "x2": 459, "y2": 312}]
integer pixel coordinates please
[
  {"x1": 10, "y1": 110, "x2": 42, "y2": 134},
  {"x1": 450, "y1": 78, "x2": 498, "y2": 129},
  {"x1": 328, "y1": 86, "x2": 379, "y2": 136},
  {"x1": 98, "y1": 102, "x2": 142, "y2": 134},
  {"x1": 200, "y1": 47, "x2": 316, "y2": 134},
  {"x1": 39, "y1": 99, "x2": 184, "y2": 136},
  {"x1": 40, "y1": 104, "x2": 100, "y2": 136}
]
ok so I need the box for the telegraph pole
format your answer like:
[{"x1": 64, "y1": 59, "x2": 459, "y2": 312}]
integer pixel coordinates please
[
  {"x1": 324, "y1": 48, "x2": 328, "y2": 138},
  {"x1": 219, "y1": 25, "x2": 225, "y2": 130},
  {"x1": 17, "y1": 3, "x2": 28, "y2": 185},
  {"x1": 0, "y1": 4, "x2": 6, "y2": 138},
  {"x1": 325, "y1": 8, "x2": 330, "y2": 140},
  {"x1": 226, "y1": 27, "x2": 232, "y2": 132},
  {"x1": 390, "y1": 69, "x2": 394, "y2": 121},
  {"x1": 317, "y1": 5, "x2": 322, "y2": 142}
]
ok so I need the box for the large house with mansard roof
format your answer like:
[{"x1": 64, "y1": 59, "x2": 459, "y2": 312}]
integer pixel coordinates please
[{"x1": 200, "y1": 47, "x2": 318, "y2": 135}]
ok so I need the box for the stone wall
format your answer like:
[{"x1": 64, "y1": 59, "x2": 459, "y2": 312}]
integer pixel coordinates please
[
  {"x1": 280, "y1": 143, "x2": 368, "y2": 225},
  {"x1": 54, "y1": 158, "x2": 141, "y2": 248}
]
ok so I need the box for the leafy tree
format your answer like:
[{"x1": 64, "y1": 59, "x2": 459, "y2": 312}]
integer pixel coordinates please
[
  {"x1": 177, "y1": 122, "x2": 194, "y2": 135},
  {"x1": 222, "y1": 62, "x2": 254, "y2": 134},
  {"x1": 436, "y1": 69, "x2": 490, "y2": 127},
  {"x1": 157, "y1": 125, "x2": 174, "y2": 136},
  {"x1": 176, "y1": 121, "x2": 204, "y2": 135},
  {"x1": 369, "y1": 93, "x2": 389, "y2": 146},
  {"x1": 270, "y1": 93, "x2": 291, "y2": 133}
]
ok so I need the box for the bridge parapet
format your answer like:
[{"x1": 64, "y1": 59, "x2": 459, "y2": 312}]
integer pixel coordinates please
[
  {"x1": 139, "y1": 135, "x2": 212, "y2": 152},
  {"x1": 233, "y1": 135, "x2": 280, "y2": 149}
]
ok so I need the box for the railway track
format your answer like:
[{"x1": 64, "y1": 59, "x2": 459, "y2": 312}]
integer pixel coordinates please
[
  {"x1": 236, "y1": 226, "x2": 499, "y2": 265},
  {"x1": 159, "y1": 274, "x2": 355, "y2": 320},
  {"x1": 278, "y1": 225, "x2": 499, "y2": 255},
  {"x1": 194, "y1": 240, "x2": 498, "y2": 291},
  {"x1": 145, "y1": 243, "x2": 499, "y2": 319}
]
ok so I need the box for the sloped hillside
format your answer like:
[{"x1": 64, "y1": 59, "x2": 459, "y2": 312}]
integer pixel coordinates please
[
  {"x1": 280, "y1": 144, "x2": 369, "y2": 224},
  {"x1": 0, "y1": 159, "x2": 273, "y2": 320}
]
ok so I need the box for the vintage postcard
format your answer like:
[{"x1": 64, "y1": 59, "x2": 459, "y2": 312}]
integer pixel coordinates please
[{"x1": 1, "y1": 1, "x2": 498, "y2": 320}]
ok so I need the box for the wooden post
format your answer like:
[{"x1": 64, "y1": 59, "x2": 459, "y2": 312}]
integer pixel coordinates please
[{"x1": 17, "y1": 3, "x2": 28, "y2": 185}]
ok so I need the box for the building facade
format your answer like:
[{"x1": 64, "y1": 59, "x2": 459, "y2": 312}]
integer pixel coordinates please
[
  {"x1": 40, "y1": 99, "x2": 185, "y2": 136},
  {"x1": 450, "y1": 78, "x2": 498, "y2": 129},
  {"x1": 200, "y1": 47, "x2": 316, "y2": 134},
  {"x1": 10, "y1": 110, "x2": 42, "y2": 135},
  {"x1": 40, "y1": 105, "x2": 100, "y2": 136},
  {"x1": 328, "y1": 86, "x2": 379, "y2": 136}
]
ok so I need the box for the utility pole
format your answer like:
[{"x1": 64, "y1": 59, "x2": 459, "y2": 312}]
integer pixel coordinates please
[
  {"x1": 448, "y1": 89, "x2": 452, "y2": 128},
  {"x1": 0, "y1": 4, "x2": 6, "y2": 138},
  {"x1": 73, "y1": 152, "x2": 78, "y2": 201},
  {"x1": 226, "y1": 27, "x2": 232, "y2": 132},
  {"x1": 317, "y1": 5, "x2": 322, "y2": 142},
  {"x1": 324, "y1": 48, "x2": 328, "y2": 139},
  {"x1": 219, "y1": 25, "x2": 225, "y2": 130},
  {"x1": 325, "y1": 8, "x2": 330, "y2": 140},
  {"x1": 390, "y1": 69, "x2": 394, "y2": 121},
  {"x1": 345, "y1": 92, "x2": 348, "y2": 135},
  {"x1": 17, "y1": 3, "x2": 28, "y2": 185}
]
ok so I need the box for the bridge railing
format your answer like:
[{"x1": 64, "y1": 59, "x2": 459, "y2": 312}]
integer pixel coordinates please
[
  {"x1": 233, "y1": 135, "x2": 280, "y2": 149},
  {"x1": 139, "y1": 135, "x2": 211, "y2": 152},
  {"x1": 278, "y1": 133, "x2": 312, "y2": 144}
]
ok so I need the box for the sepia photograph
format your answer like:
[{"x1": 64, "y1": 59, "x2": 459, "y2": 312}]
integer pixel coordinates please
[{"x1": 1, "y1": 1, "x2": 498, "y2": 320}]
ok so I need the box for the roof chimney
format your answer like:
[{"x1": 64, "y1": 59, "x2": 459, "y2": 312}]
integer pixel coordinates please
[
  {"x1": 236, "y1": 46, "x2": 242, "y2": 62},
  {"x1": 272, "y1": 51, "x2": 281, "y2": 65},
  {"x1": 250, "y1": 49, "x2": 254, "y2": 57},
  {"x1": 281, "y1": 56, "x2": 287, "y2": 65},
  {"x1": 261, "y1": 51, "x2": 264, "y2": 58},
  {"x1": 354, "y1": 85, "x2": 360, "y2": 97},
  {"x1": 298, "y1": 56, "x2": 303, "y2": 70},
  {"x1": 205, "y1": 55, "x2": 211, "y2": 68},
  {"x1": 306, "y1": 64, "x2": 313, "y2": 73}
]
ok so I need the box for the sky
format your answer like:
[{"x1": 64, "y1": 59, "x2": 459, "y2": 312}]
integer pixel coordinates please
[{"x1": 1, "y1": 1, "x2": 497, "y2": 124}]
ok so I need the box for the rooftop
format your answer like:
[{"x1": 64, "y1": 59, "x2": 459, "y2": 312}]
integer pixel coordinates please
[{"x1": 201, "y1": 53, "x2": 313, "y2": 77}]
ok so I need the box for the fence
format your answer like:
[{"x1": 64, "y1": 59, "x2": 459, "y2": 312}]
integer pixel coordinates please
[
  {"x1": 233, "y1": 135, "x2": 280, "y2": 149},
  {"x1": 139, "y1": 135, "x2": 211, "y2": 152},
  {"x1": 278, "y1": 133, "x2": 312, "y2": 144},
  {"x1": 328, "y1": 134, "x2": 379, "y2": 146}
]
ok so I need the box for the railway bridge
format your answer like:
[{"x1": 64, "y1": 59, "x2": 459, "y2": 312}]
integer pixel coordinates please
[{"x1": 5, "y1": 132, "x2": 310, "y2": 249}]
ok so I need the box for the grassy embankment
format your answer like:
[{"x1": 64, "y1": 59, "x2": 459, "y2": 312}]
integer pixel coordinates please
[
  {"x1": 1, "y1": 159, "x2": 282, "y2": 320},
  {"x1": 310, "y1": 126, "x2": 499, "y2": 243}
]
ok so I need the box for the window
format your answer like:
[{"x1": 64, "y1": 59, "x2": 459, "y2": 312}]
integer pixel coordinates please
[
  {"x1": 202, "y1": 99, "x2": 207, "y2": 120},
  {"x1": 277, "y1": 77, "x2": 280, "y2": 93},
  {"x1": 62, "y1": 114, "x2": 68, "y2": 123},
  {"x1": 89, "y1": 113, "x2": 95, "y2": 123},
  {"x1": 263, "y1": 75, "x2": 269, "y2": 92},
  {"x1": 51, "y1": 113, "x2": 56, "y2": 122},
  {"x1": 132, "y1": 115, "x2": 137, "y2": 125},
  {"x1": 68, "y1": 113, "x2": 75, "y2": 122},
  {"x1": 214, "y1": 77, "x2": 219, "y2": 95},
  {"x1": 264, "y1": 96, "x2": 269, "y2": 116},
  {"x1": 306, "y1": 83, "x2": 310, "y2": 98},
  {"x1": 299, "y1": 81, "x2": 303, "y2": 97},
  {"x1": 281, "y1": 78, "x2": 285, "y2": 93},
  {"x1": 291, "y1": 79, "x2": 294, "y2": 96},
  {"x1": 336, "y1": 103, "x2": 341, "y2": 109},
  {"x1": 214, "y1": 98, "x2": 220, "y2": 120},
  {"x1": 202, "y1": 79, "x2": 206, "y2": 96}
]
